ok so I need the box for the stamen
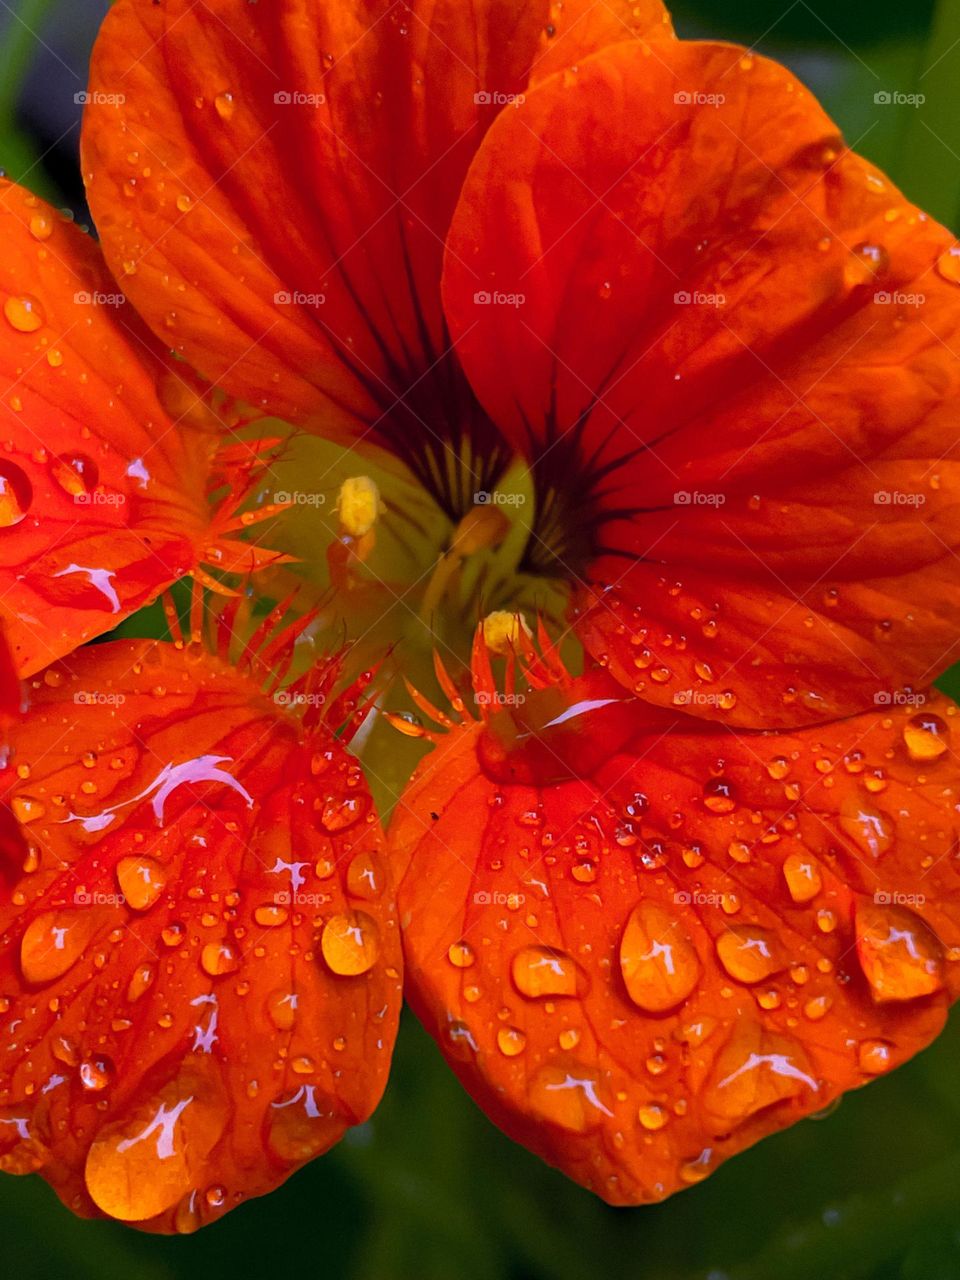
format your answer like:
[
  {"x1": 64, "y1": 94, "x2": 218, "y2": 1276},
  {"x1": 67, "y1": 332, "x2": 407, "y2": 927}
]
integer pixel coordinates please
[
  {"x1": 336, "y1": 476, "x2": 383, "y2": 538},
  {"x1": 419, "y1": 505, "x2": 510, "y2": 623},
  {"x1": 482, "y1": 610, "x2": 532, "y2": 656}
]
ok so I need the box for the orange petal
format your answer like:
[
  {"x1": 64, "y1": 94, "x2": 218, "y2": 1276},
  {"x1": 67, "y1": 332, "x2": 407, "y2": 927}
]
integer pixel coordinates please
[
  {"x1": 443, "y1": 40, "x2": 960, "y2": 725},
  {"x1": 0, "y1": 180, "x2": 228, "y2": 675},
  {"x1": 0, "y1": 641, "x2": 401, "y2": 1230},
  {"x1": 389, "y1": 670, "x2": 960, "y2": 1204},
  {"x1": 81, "y1": 0, "x2": 670, "y2": 465}
]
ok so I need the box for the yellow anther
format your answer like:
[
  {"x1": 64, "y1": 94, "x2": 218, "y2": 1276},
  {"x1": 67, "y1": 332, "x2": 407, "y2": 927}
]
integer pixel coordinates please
[
  {"x1": 336, "y1": 476, "x2": 383, "y2": 537},
  {"x1": 482, "y1": 610, "x2": 532, "y2": 656}
]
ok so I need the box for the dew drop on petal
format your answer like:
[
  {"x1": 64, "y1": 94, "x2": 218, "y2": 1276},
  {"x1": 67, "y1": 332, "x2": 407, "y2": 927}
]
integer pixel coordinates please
[
  {"x1": 200, "y1": 942, "x2": 240, "y2": 977},
  {"x1": 116, "y1": 856, "x2": 166, "y2": 911},
  {"x1": 936, "y1": 244, "x2": 960, "y2": 284},
  {"x1": 0, "y1": 462, "x2": 33, "y2": 528},
  {"x1": 511, "y1": 945, "x2": 578, "y2": 998},
  {"x1": 528, "y1": 1063, "x2": 611, "y2": 1133},
  {"x1": 4, "y1": 293, "x2": 44, "y2": 332},
  {"x1": 266, "y1": 1085, "x2": 345, "y2": 1163},
  {"x1": 496, "y1": 1026, "x2": 527, "y2": 1056},
  {"x1": 620, "y1": 903, "x2": 700, "y2": 1012},
  {"x1": 50, "y1": 453, "x2": 99, "y2": 499},
  {"x1": 20, "y1": 910, "x2": 97, "y2": 984},
  {"x1": 702, "y1": 777, "x2": 736, "y2": 814},
  {"x1": 447, "y1": 940, "x2": 475, "y2": 968},
  {"x1": 902, "y1": 712, "x2": 949, "y2": 762},
  {"x1": 782, "y1": 853, "x2": 822, "y2": 904},
  {"x1": 320, "y1": 911, "x2": 380, "y2": 975},
  {"x1": 855, "y1": 901, "x2": 944, "y2": 1001},
  {"x1": 715, "y1": 925, "x2": 786, "y2": 984}
]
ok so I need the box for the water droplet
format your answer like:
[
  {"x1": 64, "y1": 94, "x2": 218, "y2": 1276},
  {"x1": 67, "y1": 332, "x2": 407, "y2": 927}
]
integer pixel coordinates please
[
  {"x1": 839, "y1": 798, "x2": 892, "y2": 858},
  {"x1": 702, "y1": 777, "x2": 736, "y2": 814},
  {"x1": 855, "y1": 901, "x2": 943, "y2": 1001},
  {"x1": 4, "y1": 293, "x2": 44, "y2": 332},
  {"x1": 716, "y1": 925, "x2": 785, "y2": 984},
  {"x1": 528, "y1": 1064, "x2": 611, "y2": 1132},
  {"x1": 844, "y1": 242, "x2": 889, "y2": 287},
  {"x1": 638, "y1": 1103, "x2": 668, "y2": 1131},
  {"x1": 936, "y1": 244, "x2": 960, "y2": 284},
  {"x1": 321, "y1": 911, "x2": 380, "y2": 975},
  {"x1": 214, "y1": 92, "x2": 235, "y2": 121},
  {"x1": 265, "y1": 989, "x2": 298, "y2": 1031},
  {"x1": 782, "y1": 853, "x2": 822, "y2": 904},
  {"x1": 858, "y1": 1038, "x2": 894, "y2": 1073},
  {"x1": 200, "y1": 941, "x2": 240, "y2": 977},
  {"x1": 11, "y1": 794, "x2": 45, "y2": 823},
  {"x1": 116, "y1": 856, "x2": 166, "y2": 911},
  {"x1": 511, "y1": 945, "x2": 578, "y2": 998},
  {"x1": 447, "y1": 940, "x2": 475, "y2": 968},
  {"x1": 902, "y1": 711, "x2": 949, "y2": 762},
  {"x1": 266, "y1": 1085, "x2": 344, "y2": 1162},
  {"x1": 497, "y1": 1026, "x2": 527, "y2": 1056},
  {"x1": 346, "y1": 850, "x2": 381, "y2": 899},
  {"x1": 29, "y1": 212, "x2": 54, "y2": 241},
  {"x1": 0, "y1": 461, "x2": 33, "y2": 527},
  {"x1": 50, "y1": 453, "x2": 99, "y2": 499},
  {"x1": 20, "y1": 910, "x2": 96, "y2": 984},
  {"x1": 320, "y1": 793, "x2": 367, "y2": 832},
  {"x1": 703, "y1": 1022, "x2": 817, "y2": 1128},
  {"x1": 620, "y1": 902, "x2": 700, "y2": 1012},
  {"x1": 79, "y1": 1054, "x2": 115, "y2": 1092}
]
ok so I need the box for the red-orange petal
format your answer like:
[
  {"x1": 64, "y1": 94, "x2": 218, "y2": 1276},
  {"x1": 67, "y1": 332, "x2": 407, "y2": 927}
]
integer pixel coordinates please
[
  {"x1": 0, "y1": 180, "x2": 228, "y2": 675},
  {"x1": 0, "y1": 641, "x2": 401, "y2": 1231},
  {"x1": 389, "y1": 670, "x2": 960, "y2": 1204},
  {"x1": 81, "y1": 0, "x2": 671, "y2": 457},
  {"x1": 443, "y1": 40, "x2": 960, "y2": 726}
]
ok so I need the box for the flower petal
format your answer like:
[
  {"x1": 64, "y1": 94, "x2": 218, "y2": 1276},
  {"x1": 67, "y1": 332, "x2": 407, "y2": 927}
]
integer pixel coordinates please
[
  {"x1": 0, "y1": 641, "x2": 401, "y2": 1230},
  {"x1": 0, "y1": 180, "x2": 230, "y2": 675},
  {"x1": 389, "y1": 672, "x2": 960, "y2": 1204},
  {"x1": 82, "y1": 0, "x2": 671, "y2": 453},
  {"x1": 443, "y1": 41, "x2": 960, "y2": 725}
]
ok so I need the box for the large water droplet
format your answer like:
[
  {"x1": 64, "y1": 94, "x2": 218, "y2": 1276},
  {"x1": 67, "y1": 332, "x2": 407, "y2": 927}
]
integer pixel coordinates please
[
  {"x1": 855, "y1": 901, "x2": 944, "y2": 1001},
  {"x1": 320, "y1": 911, "x2": 380, "y2": 975},
  {"x1": 715, "y1": 924, "x2": 785, "y2": 984},
  {"x1": 0, "y1": 461, "x2": 33, "y2": 528},
  {"x1": 511, "y1": 945, "x2": 578, "y2": 998},
  {"x1": 528, "y1": 1063, "x2": 612, "y2": 1133},
  {"x1": 619, "y1": 902, "x2": 700, "y2": 1012},
  {"x1": 902, "y1": 711, "x2": 949, "y2": 762},
  {"x1": 116, "y1": 856, "x2": 166, "y2": 911},
  {"x1": 3, "y1": 293, "x2": 44, "y2": 332},
  {"x1": 266, "y1": 1085, "x2": 344, "y2": 1162},
  {"x1": 20, "y1": 910, "x2": 97, "y2": 984}
]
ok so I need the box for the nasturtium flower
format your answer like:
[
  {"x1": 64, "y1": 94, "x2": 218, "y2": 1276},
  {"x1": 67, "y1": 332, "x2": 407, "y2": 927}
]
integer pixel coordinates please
[{"x1": 1, "y1": 0, "x2": 960, "y2": 1229}]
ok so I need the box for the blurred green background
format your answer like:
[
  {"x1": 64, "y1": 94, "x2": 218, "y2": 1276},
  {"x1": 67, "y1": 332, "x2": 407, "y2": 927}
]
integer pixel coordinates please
[{"x1": 3, "y1": 1, "x2": 960, "y2": 1277}]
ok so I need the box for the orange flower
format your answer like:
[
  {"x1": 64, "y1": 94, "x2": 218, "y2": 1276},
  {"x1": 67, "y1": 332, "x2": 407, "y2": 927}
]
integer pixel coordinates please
[{"x1": 1, "y1": 0, "x2": 959, "y2": 1228}]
